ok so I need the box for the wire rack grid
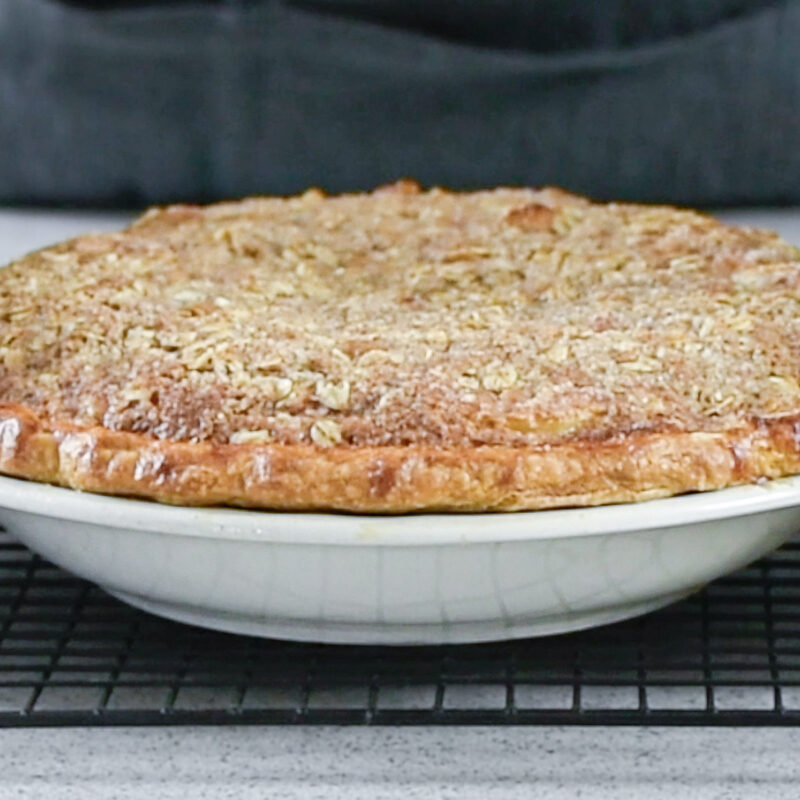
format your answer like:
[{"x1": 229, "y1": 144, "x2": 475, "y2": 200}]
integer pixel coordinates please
[{"x1": 2, "y1": 529, "x2": 800, "y2": 726}]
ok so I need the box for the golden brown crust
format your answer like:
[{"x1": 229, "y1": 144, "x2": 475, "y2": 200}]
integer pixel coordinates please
[
  {"x1": 3, "y1": 183, "x2": 800, "y2": 511},
  {"x1": 1, "y1": 403, "x2": 799, "y2": 512}
]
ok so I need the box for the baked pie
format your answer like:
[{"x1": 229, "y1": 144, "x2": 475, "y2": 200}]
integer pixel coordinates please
[{"x1": 2, "y1": 181, "x2": 800, "y2": 512}]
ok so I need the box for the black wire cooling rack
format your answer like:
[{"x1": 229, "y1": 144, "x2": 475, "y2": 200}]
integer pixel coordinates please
[{"x1": 2, "y1": 528, "x2": 800, "y2": 727}]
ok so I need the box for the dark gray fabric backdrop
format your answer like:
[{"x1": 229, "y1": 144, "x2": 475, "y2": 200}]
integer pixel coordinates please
[{"x1": 1, "y1": 0, "x2": 799, "y2": 207}]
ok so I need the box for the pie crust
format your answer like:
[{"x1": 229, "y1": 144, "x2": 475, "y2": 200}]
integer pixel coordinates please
[{"x1": 2, "y1": 182, "x2": 800, "y2": 511}]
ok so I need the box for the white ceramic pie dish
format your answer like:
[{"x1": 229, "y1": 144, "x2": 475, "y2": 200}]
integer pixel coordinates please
[{"x1": 0, "y1": 474, "x2": 799, "y2": 644}]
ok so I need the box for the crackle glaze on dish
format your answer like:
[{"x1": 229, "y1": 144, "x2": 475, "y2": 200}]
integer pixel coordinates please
[{"x1": 0, "y1": 475, "x2": 798, "y2": 644}]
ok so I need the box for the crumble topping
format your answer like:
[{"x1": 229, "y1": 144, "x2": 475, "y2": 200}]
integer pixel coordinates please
[{"x1": 2, "y1": 182, "x2": 800, "y2": 448}]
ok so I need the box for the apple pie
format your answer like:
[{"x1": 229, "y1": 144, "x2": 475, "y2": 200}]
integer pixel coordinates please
[{"x1": 2, "y1": 181, "x2": 800, "y2": 512}]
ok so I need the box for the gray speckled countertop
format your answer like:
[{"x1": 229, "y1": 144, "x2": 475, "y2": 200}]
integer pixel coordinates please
[
  {"x1": 2, "y1": 726, "x2": 799, "y2": 799},
  {"x1": 2, "y1": 208, "x2": 800, "y2": 799}
]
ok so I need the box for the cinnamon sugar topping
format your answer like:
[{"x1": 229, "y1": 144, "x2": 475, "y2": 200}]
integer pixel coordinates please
[{"x1": 1, "y1": 183, "x2": 800, "y2": 451}]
